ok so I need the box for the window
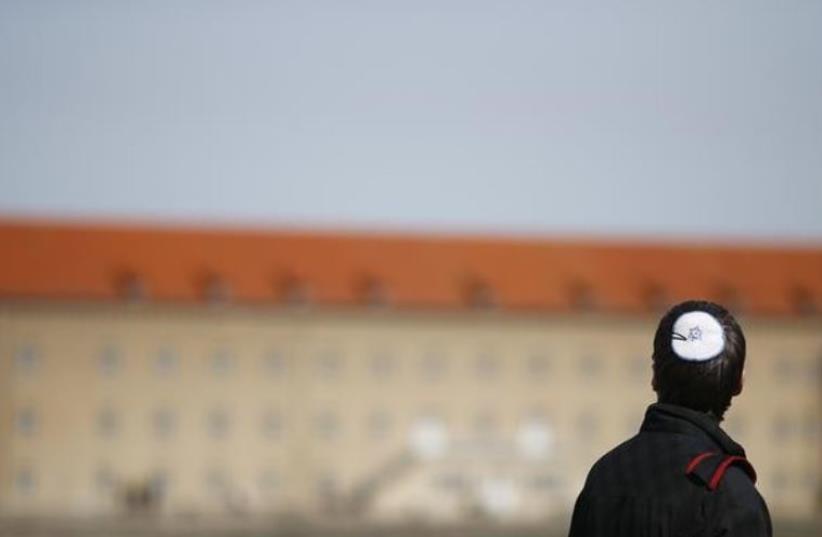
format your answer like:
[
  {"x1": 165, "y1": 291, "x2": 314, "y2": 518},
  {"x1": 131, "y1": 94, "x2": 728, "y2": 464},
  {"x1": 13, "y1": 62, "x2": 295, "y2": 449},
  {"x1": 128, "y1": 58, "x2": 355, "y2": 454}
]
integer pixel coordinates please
[
  {"x1": 261, "y1": 410, "x2": 283, "y2": 439},
  {"x1": 207, "y1": 408, "x2": 231, "y2": 439},
  {"x1": 577, "y1": 411, "x2": 600, "y2": 439},
  {"x1": 155, "y1": 348, "x2": 178, "y2": 376},
  {"x1": 315, "y1": 412, "x2": 340, "y2": 440},
  {"x1": 258, "y1": 469, "x2": 279, "y2": 494},
  {"x1": 475, "y1": 352, "x2": 499, "y2": 380},
  {"x1": 97, "y1": 408, "x2": 119, "y2": 438},
  {"x1": 420, "y1": 351, "x2": 446, "y2": 381},
  {"x1": 264, "y1": 350, "x2": 286, "y2": 376},
  {"x1": 516, "y1": 417, "x2": 555, "y2": 460},
  {"x1": 529, "y1": 474, "x2": 560, "y2": 492},
  {"x1": 409, "y1": 416, "x2": 448, "y2": 460},
  {"x1": 149, "y1": 470, "x2": 169, "y2": 499},
  {"x1": 370, "y1": 351, "x2": 396, "y2": 378},
  {"x1": 527, "y1": 352, "x2": 551, "y2": 378},
  {"x1": 478, "y1": 478, "x2": 518, "y2": 516},
  {"x1": 95, "y1": 466, "x2": 115, "y2": 496},
  {"x1": 473, "y1": 411, "x2": 497, "y2": 437},
  {"x1": 725, "y1": 415, "x2": 748, "y2": 437},
  {"x1": 771, "y1": 415, "x2": 795, "y2": 442},
  {"x1": 316, "y1": 472, "x2": 338, "y2": 504},
  {"x1": 771, "y1": 469, "x2": 789, "y2": 491},
  {"x1": 16, "y1": 407, "x2": 37, "y2": 436},
  {"x1": 211, "y1": 348, "x2": 233, "y2": 376},
  {"x1": 368, "y1": 411, "x2": 392, "y2": 440},
  {"x1": 629, "y1": 355, "x2": 648, "y2": 381},
  {"x1": 98, "y1": 345, "x2": 121, "y2": 377},
  {"x1": 803, "y1": 413, "x2": 819, "y2": 440},
  {"x1": 434, "y1": 473, "x2": 467, "y2": 491},
  {"x1": 15, "y1": 467, "x2": 35, "y2": 496},
  {"x1": 152, "y1": 408, "x2": 176, "y2": 439},
  {"x1": 316, "y1": 351, "x2": 342, "y2": 379},
  {"x1": 800, "y1": 472, "x2": 818, "y2": 492},
  {"x1": 803, "y1": 356, "x2": 822, "y2": 387},
  {"x1": 579, "y1": 353, "x2": 602, "y2": 378},
  {"x1": 206, "y1": 468, "x2": 228, "y2": 496},
  {"x1": 774, "y1": 356, "x2": 798, "y2": 382},
  {"x1": 623, "y1": 414, "x2": 642, "y2": 436},
  {"x1": 14, "y1": 345, "x2": 39, "y2": 375}
]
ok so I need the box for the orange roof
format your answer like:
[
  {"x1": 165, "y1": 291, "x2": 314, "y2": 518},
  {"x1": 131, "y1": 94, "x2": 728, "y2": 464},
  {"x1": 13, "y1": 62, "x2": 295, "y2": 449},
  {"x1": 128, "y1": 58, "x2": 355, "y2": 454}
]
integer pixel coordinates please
[{"x1": 1, "y1": 218, "x2": 821, "y2": 315}]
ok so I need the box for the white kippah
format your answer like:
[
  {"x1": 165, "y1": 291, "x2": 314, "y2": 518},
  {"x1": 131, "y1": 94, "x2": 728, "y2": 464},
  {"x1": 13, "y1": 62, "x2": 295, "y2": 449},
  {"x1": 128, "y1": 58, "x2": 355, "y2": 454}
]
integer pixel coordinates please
[{"x1": 671, "y1": 311, "x2": 725, "y2": 361}]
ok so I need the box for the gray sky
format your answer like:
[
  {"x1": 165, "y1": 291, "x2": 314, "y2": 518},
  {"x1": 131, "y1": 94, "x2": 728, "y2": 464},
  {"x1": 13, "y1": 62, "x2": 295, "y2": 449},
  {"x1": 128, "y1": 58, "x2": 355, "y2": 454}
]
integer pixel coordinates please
[{"x1": 1, "y1": 1, "x2": 821, "y2": 241}]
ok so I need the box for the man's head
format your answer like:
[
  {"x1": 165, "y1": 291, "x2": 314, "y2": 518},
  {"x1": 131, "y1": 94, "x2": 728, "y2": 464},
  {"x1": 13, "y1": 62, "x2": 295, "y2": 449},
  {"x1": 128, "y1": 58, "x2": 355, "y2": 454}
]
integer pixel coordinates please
[{"x1": 652, "y1": 300, "x2": 746, "y2": 421}]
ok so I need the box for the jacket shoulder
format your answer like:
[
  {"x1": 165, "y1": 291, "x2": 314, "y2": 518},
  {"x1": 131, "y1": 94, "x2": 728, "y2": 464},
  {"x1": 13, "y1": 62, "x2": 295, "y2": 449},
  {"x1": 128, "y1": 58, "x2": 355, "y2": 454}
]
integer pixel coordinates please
[
  {"x1": 585, "y1": 430, "x2": 699, "y2": 489},
  {"x1": 685, "y1": 452, "x2": 757, "y2": 491},
  {"x1": 688, "y1": 457, "x2": 772, "y2": 537},
  {"x1": 714, "y1": 467, "x2": 773, "y2": 536}
]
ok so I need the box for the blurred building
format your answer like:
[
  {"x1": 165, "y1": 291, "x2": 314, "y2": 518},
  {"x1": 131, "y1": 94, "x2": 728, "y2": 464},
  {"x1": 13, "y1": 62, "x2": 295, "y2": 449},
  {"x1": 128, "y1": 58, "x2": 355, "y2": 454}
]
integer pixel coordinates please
[{"x1": 0, "y1": 220, "x2": 820, "y2": 525}]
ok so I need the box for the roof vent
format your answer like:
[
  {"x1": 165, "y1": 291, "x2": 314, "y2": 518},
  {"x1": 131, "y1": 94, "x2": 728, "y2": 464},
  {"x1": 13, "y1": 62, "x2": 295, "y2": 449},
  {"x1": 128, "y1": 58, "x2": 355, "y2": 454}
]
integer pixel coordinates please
[
  {"x1": 117, "y1": 271, "x2": 148, "y2": 303},
  {"x1": 789, "y1": 285, "x2": 816, "y2": 316},
  {"x1": 464, "y1": 277, "x2": 496, "y2": 310},
  {"x1": 642, "y1": 282, "x2": 668, "y2": 313},
  {"x1": 569, "y1": 280, "x2": 597, "y2": 311},
  {"x1": 357, "y1": 275, "x2": 389, "y2": 308},
  {"x1": 279, "y1": 274, "x2": 311, "y2": 307},
  {"x1": 203, "y1": 273, "x2": 230, "y2": 305},
  {"x1": 713, "y1": 284, "x2": 744, "y2": 314}
]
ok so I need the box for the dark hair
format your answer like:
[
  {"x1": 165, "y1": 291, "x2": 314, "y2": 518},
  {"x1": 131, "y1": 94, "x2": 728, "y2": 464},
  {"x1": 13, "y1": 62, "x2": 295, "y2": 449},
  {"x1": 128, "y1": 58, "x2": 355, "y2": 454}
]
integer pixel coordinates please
[{"x1": 652, "y1": 300, "x2": 746, "y2": 421}]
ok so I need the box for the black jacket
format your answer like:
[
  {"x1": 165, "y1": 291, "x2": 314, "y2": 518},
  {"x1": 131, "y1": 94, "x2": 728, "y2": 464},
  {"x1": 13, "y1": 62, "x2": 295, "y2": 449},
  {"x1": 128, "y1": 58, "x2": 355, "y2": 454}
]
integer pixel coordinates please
[{"x1": 568, "y1": 403, "x2": 771, "y2": 537}]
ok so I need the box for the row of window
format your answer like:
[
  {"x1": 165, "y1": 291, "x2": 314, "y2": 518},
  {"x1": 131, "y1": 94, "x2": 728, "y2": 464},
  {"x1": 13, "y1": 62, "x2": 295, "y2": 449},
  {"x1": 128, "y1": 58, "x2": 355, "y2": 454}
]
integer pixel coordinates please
[
  {"x1": 722, "y1": 414, "x2": 821, "y2": 441},
  {"x1": 13, "y1": 405, "x2": 819, "y2": 443},
  {"x1": 11, "y1": 346, "x2": 653, "y2": 381},
  {"x1": 14, "y1": 408, "x2": 567, "y2": 441},
  {"x1": 11, "y1": 465, "x2": 819, "y2": 499},
  {"x1": 12, "y1": 467, "x2": 282, "y2": 498},
  {"x1": 13, "y1": 345, "x2": 821, "y2": 382}
]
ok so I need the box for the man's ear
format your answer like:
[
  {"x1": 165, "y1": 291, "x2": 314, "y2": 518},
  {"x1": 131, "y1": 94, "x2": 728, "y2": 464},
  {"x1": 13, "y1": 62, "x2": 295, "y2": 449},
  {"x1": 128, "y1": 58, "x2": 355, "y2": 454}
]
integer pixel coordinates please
[{"x1": 732, "y1": 369, "x2": 744, "y2": 396}]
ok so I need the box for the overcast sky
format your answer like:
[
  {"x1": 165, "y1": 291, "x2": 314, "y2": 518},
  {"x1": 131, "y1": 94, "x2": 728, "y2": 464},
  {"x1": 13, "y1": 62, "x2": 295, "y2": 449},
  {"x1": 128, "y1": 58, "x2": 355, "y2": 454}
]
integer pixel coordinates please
[{"x1": 1, "y1": 1, "x2": 820, "y2": 242}]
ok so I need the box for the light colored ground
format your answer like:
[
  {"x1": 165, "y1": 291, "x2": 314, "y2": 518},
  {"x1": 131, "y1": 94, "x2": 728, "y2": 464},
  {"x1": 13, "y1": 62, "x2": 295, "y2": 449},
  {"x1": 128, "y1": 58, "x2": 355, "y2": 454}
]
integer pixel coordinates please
[{"x1": 0, "y1": 517, "x2": 819, "y2": 537}]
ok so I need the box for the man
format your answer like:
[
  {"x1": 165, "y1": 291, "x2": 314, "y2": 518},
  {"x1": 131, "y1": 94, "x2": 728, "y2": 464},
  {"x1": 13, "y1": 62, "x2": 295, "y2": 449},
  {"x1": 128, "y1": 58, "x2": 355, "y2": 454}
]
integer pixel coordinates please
[{"x1": 568, "y1": 300, "x2": 771, "y2": 536}]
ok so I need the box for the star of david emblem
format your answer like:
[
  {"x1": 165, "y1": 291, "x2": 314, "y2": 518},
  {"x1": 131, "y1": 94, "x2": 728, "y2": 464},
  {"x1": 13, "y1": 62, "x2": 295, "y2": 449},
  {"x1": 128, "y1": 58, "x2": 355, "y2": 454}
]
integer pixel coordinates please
[{"x1": 688, "y1": 326, "x2": 702, "y2": 341}]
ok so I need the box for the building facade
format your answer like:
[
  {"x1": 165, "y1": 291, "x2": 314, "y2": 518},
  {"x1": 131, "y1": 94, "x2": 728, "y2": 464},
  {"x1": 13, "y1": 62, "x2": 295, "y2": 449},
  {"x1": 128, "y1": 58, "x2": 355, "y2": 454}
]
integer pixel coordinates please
[{"x1": 0, "y1": 220, "x2": 820, "y2": 525}]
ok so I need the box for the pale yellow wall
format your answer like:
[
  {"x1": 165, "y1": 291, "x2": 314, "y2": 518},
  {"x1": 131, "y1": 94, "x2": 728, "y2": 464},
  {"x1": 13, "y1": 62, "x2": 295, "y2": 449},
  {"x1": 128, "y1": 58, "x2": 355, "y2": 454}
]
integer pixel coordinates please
[{"x1": 0, "y1": 303, "x2": 819, "y2": 521}]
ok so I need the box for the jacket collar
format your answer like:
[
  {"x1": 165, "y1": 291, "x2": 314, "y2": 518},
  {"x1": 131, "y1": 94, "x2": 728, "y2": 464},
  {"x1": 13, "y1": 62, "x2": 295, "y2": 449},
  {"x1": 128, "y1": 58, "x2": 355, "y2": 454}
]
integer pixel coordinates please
[{"x1": 640, "y1": 402, "x2": 746, "y2": 457}]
